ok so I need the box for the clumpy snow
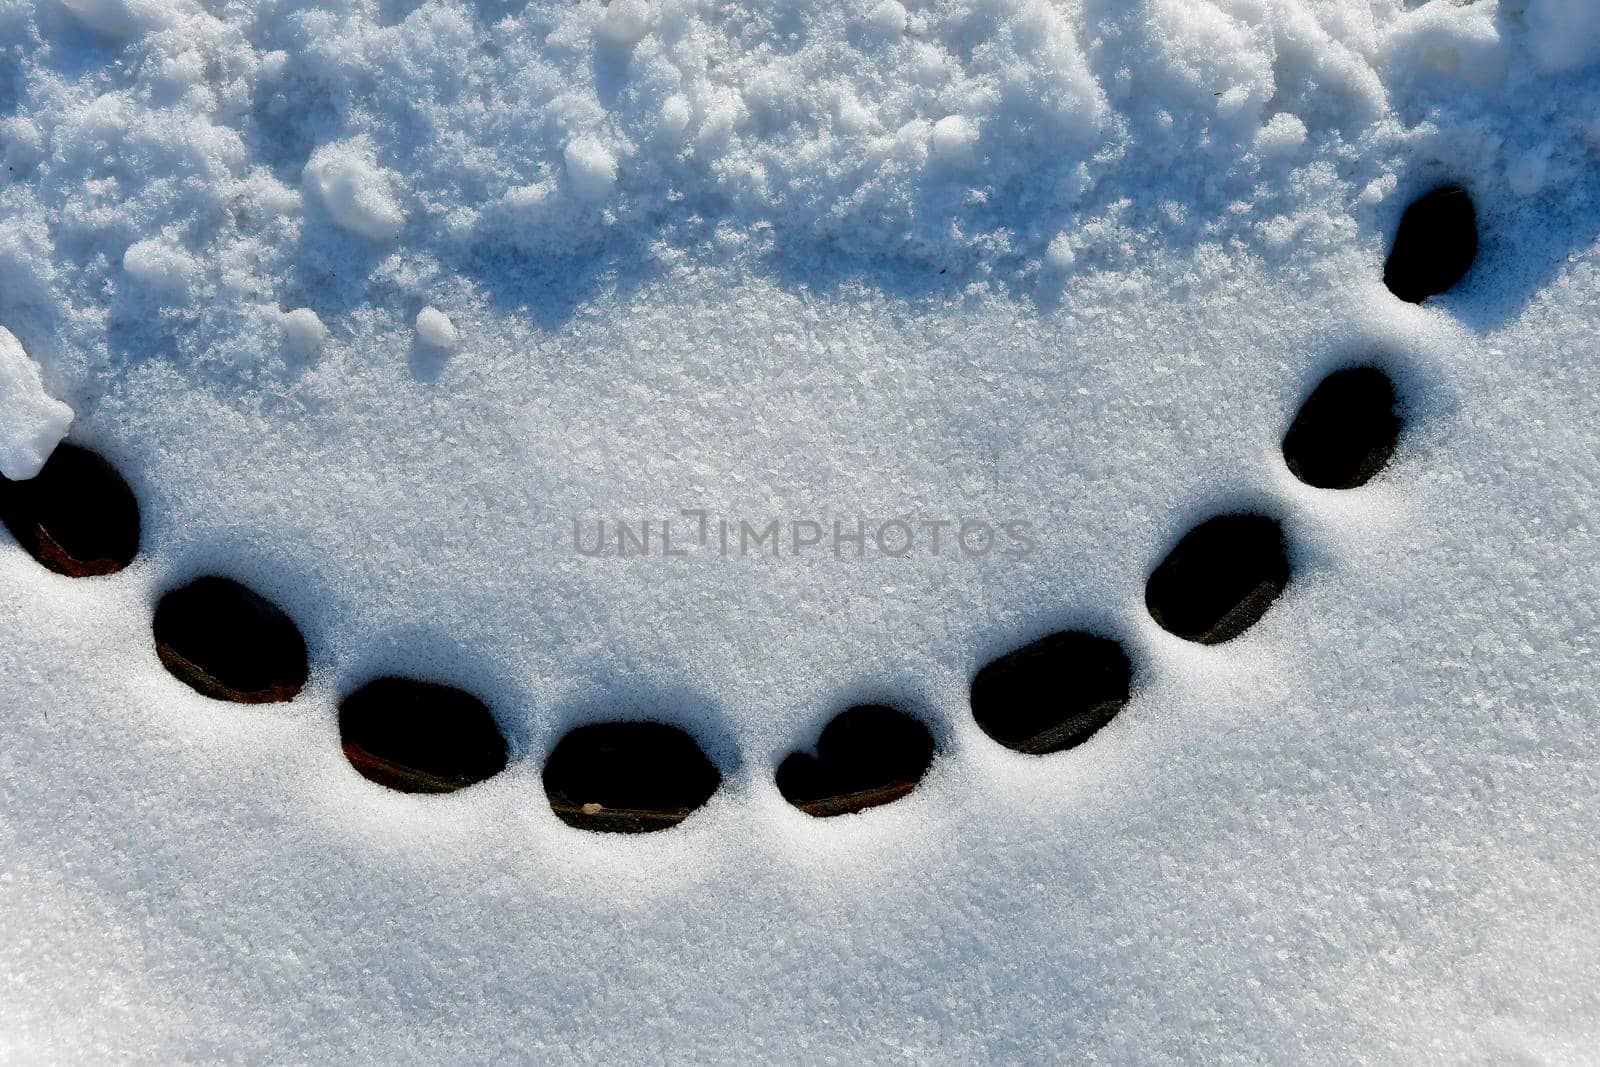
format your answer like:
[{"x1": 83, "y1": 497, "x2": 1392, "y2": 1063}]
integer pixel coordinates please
[
  {"x1": 414, "y1": 306, "x2": 458, "y2": 351},
  {"x1": 562, "y1": 137, "x2": 620, "y2": 201},
  {"x1": 122, "y1": 238, "x2": 202, "y2": 298},
  {"x1": 0, "y1": 326, "x2": 73, "y2": 479},
  {"x1": 928, "y1": 114, "x2": 980, "y2": 163},
  {"x1": 277, "y1": 307, "x2": 328, "y2": 358},
  {"x1": 56, "y1": 0, "x2": 184, "y2": 38},
  {"x1": 1522, "y1": 0, "x2": 1600, "y2": 73},
  {"x1": 1255, "y1": 111, "x2": 1310, "y2": 156},
  {"x1": 595, "y1": 0, "x2": 657, "y2": 51},
  {"x1": 867, "y1": 0, "x2": 909, "y2": 37},
  {"x1": 302, "y1": 140, "x2": 407, "y2": 241},
  {"x1": 2, "y1": 0, "x2": 1600, "y2": 1061}
]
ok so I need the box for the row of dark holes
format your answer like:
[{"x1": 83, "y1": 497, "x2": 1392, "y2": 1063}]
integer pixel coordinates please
[
  {"x1": 0, "y1": 363, "x2": 1404, "y2": 827},
  {"x1": 0, "y1": 185, "x2": 1472, "y2": 831}
]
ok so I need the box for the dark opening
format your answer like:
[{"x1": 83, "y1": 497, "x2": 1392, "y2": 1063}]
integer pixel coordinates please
[
  {"x1": 970, "y1": 631, "x2": 1133, "y2": 755},
  {"x1": 1145, "y1": 514, "x2": 1290, "y2": 644},
  {"x1": 1282, "y1": 366, "x2": 1402, "y2": 489},
  {"x1": 0, "y1": 443, "x2": 140, "y2": 576},
  {"x1": 543, "y1": 721, "x2": 721, "y2": 833},
  {"x1": 777, "y1": 704, "x2": 935, "y2": 818},
  {"x1": 1383, "y1": 185, "x2": 1477, "y2": 303},
  {"x1": 340, "y1": 677, "x2": 509, "y2": 794},
  {"x1": 153, "y1": 576, "x2": 310, "y2": 703}
]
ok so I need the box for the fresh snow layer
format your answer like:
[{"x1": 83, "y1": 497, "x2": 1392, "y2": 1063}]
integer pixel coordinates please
[{"x1": 2, "y1": 0, "x2": 1599, "y2": 1062}]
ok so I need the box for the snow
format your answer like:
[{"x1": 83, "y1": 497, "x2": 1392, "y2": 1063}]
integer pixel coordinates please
[
  {"x1": 1523, "y1": 0, "x2": 1600, "y2": 73},
  {"x1": 302, "y1": 141, "x2": 406, "y2": 242},
  {"x1": 122, "y1": 239, "x2": 201, "y2": 298},
  {"x1": 0, "y1": 326, "x2": 73, "y2": 480},
  {"x1": 277, "y1": 308, "x2": 328, "y2": 358},
  {"x1": 929, "y1": 114, "x2": 980, "y2": 163},
  {"x1": 56, "y1": 0, "x2": 182, "y2": 38},
  {"x1": 1384, "y1": 2, "x2": 1508, "y2": 89},
  {"x1": 596, "y1": 0, "x2": 656, "y2": 51},
  {"x1": 563, "y1": 137, "x2": 620, "y2": 201},
  {"x1": 1254, "y1": 112, "x2": 1309, "y2": 156},
  {"x1": 414, "y1": 306, "x2": 458, "y2": 351},
  {"x1": 867, "y1": 1, "x2": 908, "y2": 37},
  {"x1": 2, "y1": 0, "x2": 1599, "y2": 1060}
]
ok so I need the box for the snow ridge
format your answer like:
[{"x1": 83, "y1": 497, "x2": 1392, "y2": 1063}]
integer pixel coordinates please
[{"x1": 0, "y1": 0, "x2": 1595, "y2": 379}]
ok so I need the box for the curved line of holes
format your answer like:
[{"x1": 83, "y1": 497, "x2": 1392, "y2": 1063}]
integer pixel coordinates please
[{"x1": 0, "y1": 186, "x2": 1471, "y2": 832}]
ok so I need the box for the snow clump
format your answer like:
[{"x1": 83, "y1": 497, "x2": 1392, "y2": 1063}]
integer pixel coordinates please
[
  {"x1": 415, "y1": 307, "x2": 459, "y2": 351},
  {"x1": 278, "y1": 309, "x2": 329, "y2": 358},
  {"x1": 564, "y1": 138, "x2": 619, "y2": 200},
  {"x1": 302, "y1": 142, "x2": 407, "y2": 241}
]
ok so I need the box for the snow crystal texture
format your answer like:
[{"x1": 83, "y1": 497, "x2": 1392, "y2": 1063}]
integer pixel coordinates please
[
  {"x1": 1, "y1": 0, "x2": 1599, "y2": 1061},
  {"x1": 0, "y1": 325, "x2": 72, "y2": 479}
]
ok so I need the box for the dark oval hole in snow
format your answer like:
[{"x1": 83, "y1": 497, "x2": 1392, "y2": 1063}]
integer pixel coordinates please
[
  {"x1": 0, "y1": 443, "x2": 140, "y2": 577},
  {"x1": 1282, "y1": 365, "x2": 1402, "y2": 490},
  {"x1": 970, "y1": 631, "x2": 1133, "y2": 755},
  {"x1": 340, "y1": 677, "x2": 509, "y2": 794},
  {"x1": 1145, "y1": 514, "x2": 1290, "y2": 645},
  {"x1": 777, "y1": 704, "x2": 935, "y2": 818},
  {"x1": 1383, "y1": 185, "x2": 1477, "y2": 304},
  {"x1": 153, "y1": 576, "x2": 309, "y2": 703},
  {"x1": 544, "y1": 721, "x2": 722, "y2": 833}
]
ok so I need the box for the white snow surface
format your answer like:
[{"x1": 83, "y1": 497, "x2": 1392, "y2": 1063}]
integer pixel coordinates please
[
  {"x1": 2, "y1": 0, "x2": 1599, "y2": 1061},
  {"x1": 0, "y1": 325, "x2": 73, "y2": 479}
]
